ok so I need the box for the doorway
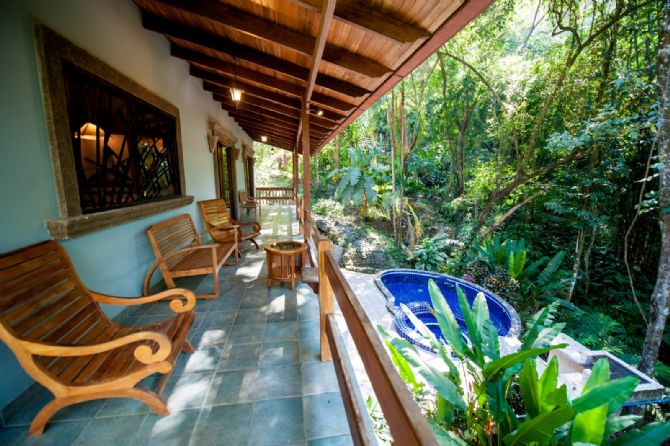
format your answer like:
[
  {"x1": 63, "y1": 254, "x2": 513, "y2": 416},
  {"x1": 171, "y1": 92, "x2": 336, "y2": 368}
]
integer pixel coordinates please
[{"x1": 214, "y1": 142, "x2": 237, "y2": 219}]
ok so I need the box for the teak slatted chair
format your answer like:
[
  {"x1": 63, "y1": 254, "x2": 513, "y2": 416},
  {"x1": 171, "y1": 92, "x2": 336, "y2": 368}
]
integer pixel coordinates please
[
  {"x1": 144, "y1": 214, "x2": 237, "y2": 300},
  {"x1": 238, "y1": 190, "x2": 261, "y2": 219},
  {"x1": 198, "y1": 198, "x2": 261, "y2": 251},
  {"x1": 0, "y1": 240, "x2": 196, "y2": 436}
]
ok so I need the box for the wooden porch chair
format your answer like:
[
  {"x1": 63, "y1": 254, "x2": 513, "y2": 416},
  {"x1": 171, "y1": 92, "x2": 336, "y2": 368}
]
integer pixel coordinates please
[
  {"x1": 0, "y1": 241, "x2": 197, "y2": 436},
  {"x1": 199, "y1": 198, "x2": 261, "y2": 251},
  {"x1": 144, "y1": 214, "x2": 237, "y2": 299},
  {"x1": 239, "y1": 190, "x2": 261, "y2": 219}
]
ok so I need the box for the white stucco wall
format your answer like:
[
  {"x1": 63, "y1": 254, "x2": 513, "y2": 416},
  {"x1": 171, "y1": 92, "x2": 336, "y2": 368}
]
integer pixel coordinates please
[{"x1": 0, "y1": 0, "x2": 252, "y2": 409}]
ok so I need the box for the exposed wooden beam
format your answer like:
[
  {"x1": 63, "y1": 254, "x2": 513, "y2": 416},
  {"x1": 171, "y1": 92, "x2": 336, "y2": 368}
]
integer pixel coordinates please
[
  {"x1": 245, "y1": 129, "x2": 311, "y2": 148},
  {"x1": 229, "y1": 108, "x2": 328, "y2": 138},
  {"x1": 289, "y1": 0, "x2": 430, "y2": 44},
  {"x1": 174, "y1": 46, "x2": 349, "y2": 121},
  {"x1": 238, "y1": 123, "x2": 297, "y2": 140},
  {"x1": 197, "y1": 70, "x2": 354, "y2": 115},
  {"x1": 248, "y1": 132, "x2": 293, "y2": 149},
  {"x1": 228, "y1": 109, "x2": 298, "y2": 131},
  {"x1": 201, "y1": 77, "x2": 301, "y2": 110},
  {"x1": 217, "y1": 95, "x2": 332, "y2": 135},
  {"x1": 142, "y1": 13, "x2": 368, "y2": 98},
  {"x1": 301, "y1": 0, "x2": 334, "y2": 217},
  {"x1": 231, "y1": 114, "x2": 297, "y2": 133},
  {"x1": 154, "y1": 0, "x2": 391, "y2": 78},
  {"x1": 214, "y1": 89, "x2": 340, "y2": 128}
]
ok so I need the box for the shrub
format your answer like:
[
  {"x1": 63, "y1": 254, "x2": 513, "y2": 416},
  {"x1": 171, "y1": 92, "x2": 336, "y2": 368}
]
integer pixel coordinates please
[
  {"x1": 381, "y1": 282, "x2": 670, "y2": 445},
  {"x1": 312, "y1": 198, "x2": 345, "y2": 220}
]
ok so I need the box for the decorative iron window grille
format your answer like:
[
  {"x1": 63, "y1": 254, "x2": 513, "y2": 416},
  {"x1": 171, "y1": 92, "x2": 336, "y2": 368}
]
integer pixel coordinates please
[{"x1": 63, "y1": 62, "x2": 181, "y2": 214}]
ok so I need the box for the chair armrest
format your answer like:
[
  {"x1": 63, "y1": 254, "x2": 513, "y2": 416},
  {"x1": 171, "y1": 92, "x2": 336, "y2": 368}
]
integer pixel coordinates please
[
  {"x1": 211, "y1": 224, "x2": 240, "y2": 231},
  {"x1": 90, "y1": 288, "x2": 196, "y2": 313},
  {"x1": 18, "y1": 331, "x2": 172, "y2": 365}
]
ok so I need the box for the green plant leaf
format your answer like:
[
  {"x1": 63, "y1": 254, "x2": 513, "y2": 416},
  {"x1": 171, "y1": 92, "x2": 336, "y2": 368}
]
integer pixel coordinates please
[
  {"x1": 609, "y1": 421, "x2": 670, "y2": 445},
  {"x1": 428, "y1": 419, "x2": 469, "y2": 446},
  {"x1": 503, "y1": 406, "x2": 575, "y2": 446},
  {"x1": 571, "y1": 376, "x2": 639, "y2": 414},
  {"x1": 603, "y1": 415, "x2": 640, "y2": 436},
  {"x1": 483, "y1": 344, "x2": 565, "y2": 382},
  {"x1": 519, "y1": 359, "x2": 540, "y2": 418},
  {"x1": 455, "y1": 284, "x2": 481, "y2": 352},
  {"x1": 389, "y1": 337, "x2": 466, "y2": 410},
  {"x1": 428, "y1": 280, "x2": 468, "y2": 358},
  {"x1": 385, "y1": 339, "x2": 420, "y2": 391}
]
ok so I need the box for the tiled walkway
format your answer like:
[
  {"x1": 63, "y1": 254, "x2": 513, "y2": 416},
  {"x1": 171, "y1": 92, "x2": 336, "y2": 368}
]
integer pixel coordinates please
[{"x1": 0, "y1": 205, "x2": 353, "y2": 446}]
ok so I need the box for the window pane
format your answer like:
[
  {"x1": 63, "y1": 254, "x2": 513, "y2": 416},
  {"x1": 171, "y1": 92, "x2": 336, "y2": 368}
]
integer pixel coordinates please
[{"x1": 64, "y1": 62, "x2": 181, "y2": 213}]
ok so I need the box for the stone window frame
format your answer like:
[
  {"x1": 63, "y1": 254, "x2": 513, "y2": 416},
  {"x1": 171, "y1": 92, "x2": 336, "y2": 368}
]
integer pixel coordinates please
[{"x1": 34, "y1": 25, "x2": 192, "y2": 239}]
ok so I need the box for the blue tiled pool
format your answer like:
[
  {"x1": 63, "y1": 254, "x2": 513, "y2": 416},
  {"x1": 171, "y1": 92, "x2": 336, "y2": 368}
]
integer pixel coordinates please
[{"x1": 375, "y1": 269, "x2": 521, "y2": 353}]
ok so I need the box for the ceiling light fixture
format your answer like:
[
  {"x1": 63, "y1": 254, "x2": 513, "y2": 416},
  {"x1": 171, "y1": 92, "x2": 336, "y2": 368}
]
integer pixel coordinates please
[
  {"x1": 261, "y1": 135, "x2": 268, "y2": 142},
  {"x1": 230, "y1": 57, "x2": 243, "y2": 105}
]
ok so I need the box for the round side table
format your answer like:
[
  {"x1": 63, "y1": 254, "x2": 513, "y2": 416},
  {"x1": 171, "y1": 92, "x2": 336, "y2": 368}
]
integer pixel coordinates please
[{"x1": 264, "y1": 241, "x2": 307, "y2": 290}]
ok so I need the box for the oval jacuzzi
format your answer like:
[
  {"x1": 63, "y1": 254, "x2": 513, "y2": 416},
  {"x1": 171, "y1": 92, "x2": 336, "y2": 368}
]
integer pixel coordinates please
[{"x1": 375, "y1": 269, "x2": 521, "y2": 353}]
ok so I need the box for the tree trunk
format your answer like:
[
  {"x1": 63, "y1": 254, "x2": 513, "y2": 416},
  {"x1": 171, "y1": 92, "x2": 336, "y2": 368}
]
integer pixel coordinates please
[
  {"x1": 387, "y1": 92, "x2": 400, "y2": 244},
  {"x1": 639, "y1": 1, "x2": 670, "y2": 377},
  {"x1": 567, "y1": 230, "x2": 586, "y2": 302},
  {"x1": 334, "y1": 135, "x2": 341, "y2": 170}
]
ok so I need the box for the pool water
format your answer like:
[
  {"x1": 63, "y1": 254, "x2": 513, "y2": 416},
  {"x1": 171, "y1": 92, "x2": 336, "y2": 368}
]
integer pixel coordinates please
[{"x1": 375, "y1": 269, "x2": 521, "y2": 353}]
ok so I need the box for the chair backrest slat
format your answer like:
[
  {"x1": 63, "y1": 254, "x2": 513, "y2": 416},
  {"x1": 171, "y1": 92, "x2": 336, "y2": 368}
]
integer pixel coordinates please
[
  {"x1": 147, "y1": 214, "x2": 199, "y2": 260},
  {"x1": 0, "y1": 241, "x2": 110, "y2": 346},
  {"x1": 199, "y1": 199, "x2": 233, "y2": 229}
]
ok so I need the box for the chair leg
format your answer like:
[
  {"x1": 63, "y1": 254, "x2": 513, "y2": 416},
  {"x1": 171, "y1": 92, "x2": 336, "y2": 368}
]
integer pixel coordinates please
[
  {"x1": 212, "y1": 269, "x2": 220, "y2": 299},
  {"x1": 29, "y1": 398, "x2": 68, "y2": 436},
  {"x1": 127, "y1": 388, "x2": 170, "y2": 415},
  {"x1": 182, "y1": 340, "x2": 194, "y2": 353},
  {"x1": 29, "y1": 388, "x2": 169, "y2": 436},
  {"x1": 250, "y1": 237, "x2": 259, "y2": 250}
]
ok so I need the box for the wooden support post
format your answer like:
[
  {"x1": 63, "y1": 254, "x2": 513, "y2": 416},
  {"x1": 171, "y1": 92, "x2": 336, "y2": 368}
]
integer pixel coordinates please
[
  {"x1": 318, "y1": 239, "x2": 334, "y2": 361},
  {"x1": 302, "y1": 108, "x2": 311, "y2": 241}
]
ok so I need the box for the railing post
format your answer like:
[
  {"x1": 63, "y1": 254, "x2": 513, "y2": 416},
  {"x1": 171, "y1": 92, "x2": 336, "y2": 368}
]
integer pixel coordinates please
[{"x1": 318, "y1": 239, "x2": 333, "y2": 361}]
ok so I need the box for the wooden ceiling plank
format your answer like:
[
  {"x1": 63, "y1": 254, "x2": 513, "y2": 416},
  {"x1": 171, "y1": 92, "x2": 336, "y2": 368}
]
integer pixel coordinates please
[
  {"x1": 220, "y1": 97, "x2": 332, "y2": 134},
  {"x1": 176, "y1": 48, "x2": 345, "y2": 123},
  {"x1": 229, "y1": 109, "x2": 298, "y2": 129},
  {"x1": 215, "y1": 91, "x2": 340, "y2": 128},
  {"x1": 289, "y1": 0, "x2": 430, "y2": 43},
  {"x1": 201, "y1": 77, "x2": 302, "y2": 110},
  {"x1": 154, "y1": 0, "x2": 390, "y2": 78},
  {"x1": 227, "y1": 105, "x2": 331, "y2": 137},
  {"x1": 142, "y1": 13, "x2": 367, "y2": 98}
]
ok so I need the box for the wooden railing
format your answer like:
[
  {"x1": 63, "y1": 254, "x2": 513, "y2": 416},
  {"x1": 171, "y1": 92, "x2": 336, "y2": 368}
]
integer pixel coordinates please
[
  {"x1": 302, "y1": 210, "x2": 438, "y2": 446},
  {"x1": 255, "y1": 187, "x2": 295, "y2": 204}
]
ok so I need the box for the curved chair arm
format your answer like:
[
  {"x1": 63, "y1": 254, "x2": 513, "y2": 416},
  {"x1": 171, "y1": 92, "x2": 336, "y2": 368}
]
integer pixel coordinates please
[
  {"x1": 90, "y1": 288, "x2": 196, "y2": 313},
  {"x1": 210, "y1": 224, "x2": 240, "y2": 232},
  {"x1": 18, "y1": 331, "x2": 172, "y2": 365},
  {"x1": 231, "y1": 220, "x2": 261, "y2": 233}
]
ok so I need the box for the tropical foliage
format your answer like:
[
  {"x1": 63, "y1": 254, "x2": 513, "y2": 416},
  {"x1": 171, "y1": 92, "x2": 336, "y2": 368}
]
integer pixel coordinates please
[{"x1": 382, "y1": 281, "x2": 670, "y2": 445}]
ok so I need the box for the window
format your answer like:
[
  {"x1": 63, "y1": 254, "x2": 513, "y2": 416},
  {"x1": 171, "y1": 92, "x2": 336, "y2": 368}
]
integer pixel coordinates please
[
  {"x1": 35, "y1": 26, "x2": 191, "y2": 239},
  {"x1": 213, "y1": 142, "x2": 238, "y2": 219},
  {"x1": 64, "y1": 62, "x2": 181, "y2": 213}
]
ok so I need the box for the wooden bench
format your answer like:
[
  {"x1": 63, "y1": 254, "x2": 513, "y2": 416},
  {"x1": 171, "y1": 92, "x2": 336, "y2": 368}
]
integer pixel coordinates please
[
  {"x1": 198, "y1": 199, "x2": 261, "y2": 251},
  {"x1": 0, "y1": 241, "x2": 196, "y2": 436},
  {"x1": 144, "y1": 213, "x2": 237, "y2": 300}
]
